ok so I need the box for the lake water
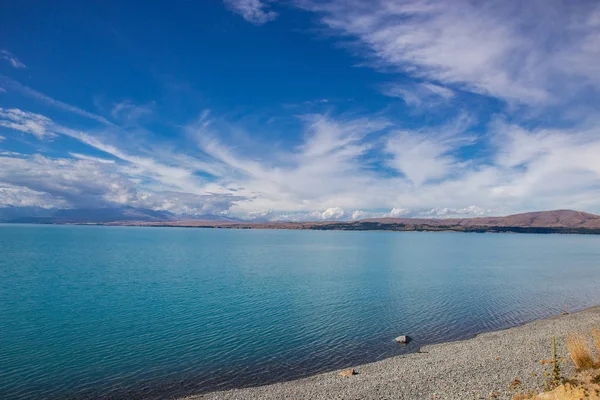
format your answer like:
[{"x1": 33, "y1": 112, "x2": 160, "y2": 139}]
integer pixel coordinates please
[{"x1": 1, "y1": 225, "x2": 600, "y2": 399}]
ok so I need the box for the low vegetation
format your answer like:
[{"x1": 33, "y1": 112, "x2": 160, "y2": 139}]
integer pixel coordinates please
[
  {"x1": 567, "y1": 333, "x2": 596, "y2": 370},
  {"x1": 545, "y1": 336, "x2": 564, "y2": 390},
  {"x1": 593, "y1": 328, "x2": 600, "y2": 356},
  {"x1": 512, "y1": 329, "x2": 600, "y2": 399}
]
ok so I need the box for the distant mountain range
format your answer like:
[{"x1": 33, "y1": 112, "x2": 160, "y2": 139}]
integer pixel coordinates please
[
  {"x1": 2, "y1": 208, "x2": 600, "y2": 234},
  {"x1": 0, "y1": 206, "x2": 240, "y2": 223},
  {"x1": 108, "y1": 209, "x2": 600, "y2": 235}
]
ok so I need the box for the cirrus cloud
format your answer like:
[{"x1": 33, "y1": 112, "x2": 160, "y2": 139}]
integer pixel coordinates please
[
  {"x1": 0, "y1": 107, "x2": 56, "y2": 139},
  {"x1": 296, "y1": 0, "x2": 600, "y2": 105},
  {"x1": 223, "y1": 0, "x2": 278, "y2": 25},
  {"x1": 1, "y1": 50, "x2": 26, "y2": 69}
]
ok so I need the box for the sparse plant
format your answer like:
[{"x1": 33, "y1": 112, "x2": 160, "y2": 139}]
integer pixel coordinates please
[
  {"x1": 544, "y1": 336, "x2": 564, "y2": 390},
  {"x1": 567, "y1": 333, "x2": 595, "y2": 370},
  {"x1": 551, "y1": 337, "x2": 562, "y2": 384}
]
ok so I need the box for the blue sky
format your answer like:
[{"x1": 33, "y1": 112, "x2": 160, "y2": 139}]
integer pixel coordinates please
[{"x1": 1, "y1": 0, "x2": 600, "y2": 220}]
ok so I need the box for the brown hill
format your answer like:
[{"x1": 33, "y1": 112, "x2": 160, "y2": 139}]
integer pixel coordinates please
[{"x1": 364, "y1": 210, "x2": 600, "y2": 229}]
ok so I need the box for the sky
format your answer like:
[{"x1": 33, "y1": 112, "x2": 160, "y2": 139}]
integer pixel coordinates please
[{"x1": 1, "y1": 0, "x2": 600, "y2": 221}]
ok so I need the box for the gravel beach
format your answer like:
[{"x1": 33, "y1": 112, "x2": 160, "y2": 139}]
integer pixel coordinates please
[{"x1": 185, "y1": 306, "x2": 600, "y2": 400}]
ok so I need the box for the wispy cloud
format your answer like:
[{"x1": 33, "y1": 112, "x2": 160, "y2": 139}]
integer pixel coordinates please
[
  {"x1": 381, "y1": 81, "x2": 454, "y2": 107},
  {"x1": 297, "y1": 0, "x2": 600, "y2": 105},
  {"x1": 0, "y1": 149, "x2": 245, "y2": 214},
  {"x1": 385, "y1": 112, "x2": 474, "y2": 185},
  {"x1": 191, "y1": 113, "x2": 394, "y2": 214},
  {"x1": 69, "y1": 153, "x2": 116, "y2": 164},
  {"x1": 386, "y1": 131, "x2": 458, "y2": 185},
  {"x1": 0, "y1": 183, "x2": 69, "y2": 209},
  {"x1": 489, "y1": 119, "x2": 600, "y2": 207},
  {"x1": 1, "y1": 50, "x2": 26, "y2": 69},
  {"x1": 3, "y1": 105, "x2": 600, "y2": 218},
  {"x1": 109, "y1": 100, "x2": 153, "y2": 125},
  {"x1": 0, "y1": 76, "x2": 113, "y2": 125},
  {"x1": 223, "y1": 0, "x2": 278, "y2": 25},
  {"x1": 0, "y1": 108, "x2": 57, "y2": 140}
]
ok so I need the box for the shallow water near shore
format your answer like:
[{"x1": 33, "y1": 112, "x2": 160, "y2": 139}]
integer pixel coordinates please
[{"x1": 1, "y1": 225, "x2": 600, "y2": 400}]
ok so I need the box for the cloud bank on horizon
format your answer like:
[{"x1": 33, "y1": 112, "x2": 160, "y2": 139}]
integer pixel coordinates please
[{"x1": 1, "y1": 0, "x2": 600, "y2": 221}]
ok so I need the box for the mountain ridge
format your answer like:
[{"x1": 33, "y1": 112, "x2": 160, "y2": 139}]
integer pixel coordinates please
[
  {"x1": 362, "y1": 209, "x2": 600, "y2": 229},
  {"x1": 3, "y1": 208, "x2": 600, "y2": 234},
  {"x1": 104, "y1": 209, "x2": 600, "y2": 234},
  {"x1": 0, "y1": 206, "x2": 239, "y2": 223}
]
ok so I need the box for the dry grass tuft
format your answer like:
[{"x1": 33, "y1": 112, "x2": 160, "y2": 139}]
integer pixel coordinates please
[
  {"x1": 592, "y1": 328, "x2": 600, "y2": 356},
  {"x1": 509, "y1": 378, "x2": 522, "y2": 390},
  {"x1": 511, "y1": 393, "x2": 533, "y2": 400},
  {"x1": 566, "y1": 334, "x2": 595, "y2": 370}
]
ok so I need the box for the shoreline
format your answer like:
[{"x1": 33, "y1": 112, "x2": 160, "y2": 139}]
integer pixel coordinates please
[
  {"x1": 7, "y1": 222, "x2": 600, "y2": 236},
  {"x1": 100, "y1": 221, "x2": 600, "y2": 235},
  {"x1": 183, "y1": 305, "x2": 600, "y2": 400}
]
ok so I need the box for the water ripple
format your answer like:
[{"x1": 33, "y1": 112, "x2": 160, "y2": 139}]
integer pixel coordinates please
[{"x1": 1, "y1": 226, "x2": 600, "y2": 399}]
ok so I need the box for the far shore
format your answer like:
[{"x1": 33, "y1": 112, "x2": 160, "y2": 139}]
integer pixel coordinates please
[
  {"x1": 183, "y1": 305, "x2": 600, "y2": 400},
  {"x1": 105, "y1": 220, "x2": 600, "y2": 235},
  {"x1": 6, "y1": 209, "x2": 600, "y2": 235}
]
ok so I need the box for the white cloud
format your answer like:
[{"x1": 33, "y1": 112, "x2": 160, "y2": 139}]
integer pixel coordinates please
[
  {"x1": 0, "y1": 108, "x2": 56, "y2": 139},
  {"x1": 0, "y1": 77, "x2": 113, "y2": 125},
  {"x1": 385, "y1": 113, "x2": 474, "y2": 185},
  {"x1": 49, "y1": 125, "x2": 202, "y2": 193},
  {"x1": 386, "y1": 131, "x2": 456, "y2": 185},
  {"x1": 185, "y1": 110, "x2": 600, "y2": 218},
  {"x1": 223, "y1": 0, "x2": 278, "y2": 25},
  {"x1": 297, "y1": 0, "x2": 600, "y2": 105},
  {"x1": 3, "y1": 105, "x2": 600, "y2": 219},
  {"x1": 1, "y1": 50, "x2": 26, "y2": 68},
  {"x1": 69, "y1": 153, "x2": 115, "y2": 164},
  {"x1": 0, "y1": 184, "x2": 68, "y2": 209},
  {"x1": 351, "y1": 210, "x2": 368, "y2": 220},
  {"x1": 299, "y1": 114, "x2": 389, "y2": 158},
  {"x1": 0, "y1": 153, "x2": 244, "y2": 214},
  {"x1": 320, "y1": 207, "x2": 345, "y2": 220},
  {"x1": 192, "y1": 113, "x2": 393, "y2": 214},
  {"x1": 487, "y1": 120, "x2": 600, "y2": 208},
  {"x1": 110, "y1": 100, "x2": 153, "y2": 125},
  {"x1": 264, "y1": 206, "x2": 497, "y2": 221},
  {"x1": 0, "y1": 135, "x2": 5, "y2": 141},
  {"x1": 0, "y1": 153, "x2": 136, "y2": 208},
  {"x1": 0, "y1": 108, "x2": 248, "y2": 214},
  {"x1": 246, "y1": 209, "x2": 274, "y2": 220},
  {"x1": 389, "y1": 208, "x2": 409, "y2": 217},
  {"x1": 421, "y1": 206, "x2": 491, "y2": 218},
  {"x1": 381, "y1": 81, "x2": 454, "y2": 106}
]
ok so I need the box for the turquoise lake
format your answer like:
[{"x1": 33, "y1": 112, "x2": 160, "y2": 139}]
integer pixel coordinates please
[{"x1": 1, "y1": 225, "x2": 600, "y2": 399}]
